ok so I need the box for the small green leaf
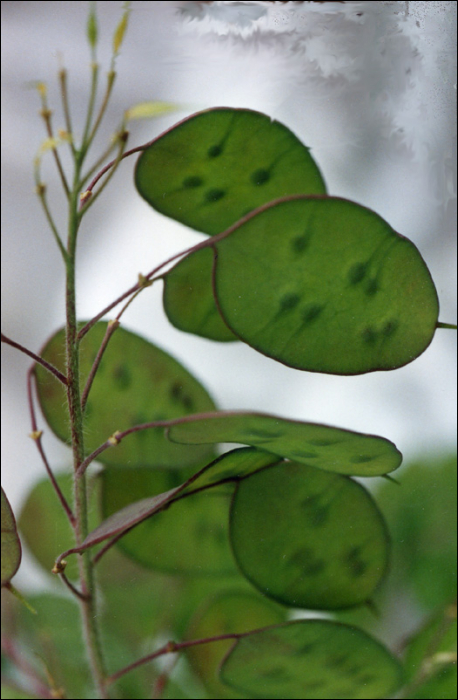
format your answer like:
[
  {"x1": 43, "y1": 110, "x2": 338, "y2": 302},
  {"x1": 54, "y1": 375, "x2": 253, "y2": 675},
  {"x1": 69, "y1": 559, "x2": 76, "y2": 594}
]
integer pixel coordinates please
[
  {"x1": 168, "y1": 411, "x2": 402, "y2": 476},
  {"x1": 220, "y1": 620, "x2": 404, "y2": 699},
  {"x1": 35, "y1": 322, "x2": 216, "y2": 468},
  {"x1": 186, "y1": 591, "x2": 286, "y2": 699},
  {"x1": 230, "y1": 462, "x2": 389, "y2": 609},
  {"x1": 135, "y1": 107, "x2": 326, "y2": 236},
  {"x1": 163, "y1": 247, "x2": 237, "y2": 341},
  {"x1": 1, "y1": 488, "x2": 22, "y2": 587},
  {"x1": 213, "y1": 196, "x2": 439, "y2": 374}
]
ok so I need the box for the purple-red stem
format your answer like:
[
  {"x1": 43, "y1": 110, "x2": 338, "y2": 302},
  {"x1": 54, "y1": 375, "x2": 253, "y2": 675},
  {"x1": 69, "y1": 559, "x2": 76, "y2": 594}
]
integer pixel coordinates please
[
  {"x1": 107, "y1": 633, "x2": 243, "y2": 687},
  {"x1": 1, "y1": 634, "x2": 55, "y2": 699},
  {"x1": 81, "y1": 320, "x2": 119, "y2": 413},
  {"x1": 76, "y1": 236, "x2": 214, "y2": 341},
  {"x1": 2, "y1": 333, "x2": 67, "y2": 385},
  {"x1": 27, "y1": 368, "x2": 75, "y2": 525}
]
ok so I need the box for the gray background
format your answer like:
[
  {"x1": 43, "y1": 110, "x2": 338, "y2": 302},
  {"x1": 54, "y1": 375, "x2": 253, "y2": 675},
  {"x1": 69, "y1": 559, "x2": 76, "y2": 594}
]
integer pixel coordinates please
[{"x1": 1, "y1": 1, "x2": 456, "y2": 589}]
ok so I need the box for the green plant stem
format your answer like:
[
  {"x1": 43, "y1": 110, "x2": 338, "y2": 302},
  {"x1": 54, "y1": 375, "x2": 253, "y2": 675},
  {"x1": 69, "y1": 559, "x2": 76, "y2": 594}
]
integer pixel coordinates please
[
  {"x1": 65, "y1": 183, "x2": 108, "y2": 699},
  {"x1": 81, "y1": 319, "x2": 119, "y2": 413},
  {"x1": 34, "y1": 179, "x2": 69, "y2": 263},
  {"x1": 81, "y1": 61, "x2": 99, "y2": 149},
  {"x1": 59, "y1": 67, "x2": 75, "y2": 156},
  {"x1": 80, "y1": 69, "x2": 116, "y2": 161},
  {"x1": 436, "y1": 321, "x2": 457, "y2": 330},
  {"x1": 39, "y1": 103, "x2": 70, "y2": 198},
  {"x1": 80, "y1": 137, "x2": 118, "y2": 188},
  {"x1": 77, "y1": 235, "x2": 214, "y2": 341},
  {"x1": 79, "y1": 130, "x2": 128, "y2": 213},
  {"x1": 83, "y1": 138, "x2": 157, "y2": 194}
]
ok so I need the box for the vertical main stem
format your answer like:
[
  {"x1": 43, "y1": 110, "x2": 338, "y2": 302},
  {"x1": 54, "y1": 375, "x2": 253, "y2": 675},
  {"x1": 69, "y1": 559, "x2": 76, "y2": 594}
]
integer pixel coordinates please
[{"x1": 66, "y1": 188, "x2": 108, "y2": 699}]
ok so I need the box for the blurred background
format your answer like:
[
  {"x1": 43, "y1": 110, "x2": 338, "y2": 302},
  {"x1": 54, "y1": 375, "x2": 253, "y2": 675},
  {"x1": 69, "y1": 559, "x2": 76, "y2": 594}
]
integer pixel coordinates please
[{"x1": 1, "y1": 0, "x2": 456, "y2": 596}]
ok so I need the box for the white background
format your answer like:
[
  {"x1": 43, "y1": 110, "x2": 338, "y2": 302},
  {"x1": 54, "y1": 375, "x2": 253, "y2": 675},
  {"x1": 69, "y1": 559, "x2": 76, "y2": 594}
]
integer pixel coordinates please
[{"x1": 1, "y1": 1, "x2": 456, "y2": 589}]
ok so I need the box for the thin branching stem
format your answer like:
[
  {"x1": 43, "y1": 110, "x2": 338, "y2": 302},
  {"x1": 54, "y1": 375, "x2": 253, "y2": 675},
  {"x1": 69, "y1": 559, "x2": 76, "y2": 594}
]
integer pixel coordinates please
[
  {"x1": 79, "y1": 280, "x2": 152, "y2": 411},
  {"x1": 77, "y1": 237, "x2": 215, "y2": 341},
  {"x1": 1, "y1": 635, "x2": 55, "y2": 699},
  {"x1": 66, "y1": 176, "x2": 108, "y2": 698},
  {"x1": 1, "y1": 333, "x2": 67, "y2": 385},
  {"x1": 107, "y1": 633, "x2": 243, "y2": 687},
  {"x1": 151, "y1": 658, "x2": 178, "y2": 700},
  {"x1": 58, "y1": 571, "x2": 90, "y2": 601},
  {"x1": 58, "y1": 67, "x2": 75, "y2": 155},
  {"x1": 80, "y1": 138, "x2": 118, "y2": 188},
  {"x1": 81, "y1": 62, "x2": 99, "y2": 149},
  {"x1": 436, "y1": 321, "x2": 457, "y2": 330},
  {"x1": 93, "y1": 532, "x2": 127, "y2": 565},
  {"x1": 76, "y1": 440, "x2": 114, "y2": 478},
  {"x1": 39, "y1": 99, "x2": 70, "y2": 198},
  {"x1": 81, "y1": 319, "x2": 120, "y2": 413},
  {"x1": 75, "y1": 409, "x2": 234, "y2": 478},
  {"x1": 81, "y1": 69, "x2": 116, "y2": 160},
  {"x1": 34, "y1": 177, "x2": 69, "y2": 263},
  {"x1": 78, "y1": 130, "x2": 128, "y2": 213},
  {"x1": 27, "y1": 368, "x2": 75, "y2": 525},
  {"x1": 83, "y1": 138, "x2": 157, "y2": 194}
]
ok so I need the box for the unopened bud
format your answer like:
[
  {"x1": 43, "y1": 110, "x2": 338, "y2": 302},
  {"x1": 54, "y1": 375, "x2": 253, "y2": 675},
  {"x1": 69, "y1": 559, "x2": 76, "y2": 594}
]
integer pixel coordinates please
[
  {"x1": 52, "y1": 559, "x2": 67, "y2": 575},
  {"x1": 108, "y1": 431, "x2": 122, "y2": 446},
  {"x1": 80, "y1": 190, "x2": 92, "y2": 204},
  {"x1": 138, "y1": 273, "x2": 153, "y2": 289},
  {"x1": 35, "y1": 183, "x2": 47, "y2": 197}
]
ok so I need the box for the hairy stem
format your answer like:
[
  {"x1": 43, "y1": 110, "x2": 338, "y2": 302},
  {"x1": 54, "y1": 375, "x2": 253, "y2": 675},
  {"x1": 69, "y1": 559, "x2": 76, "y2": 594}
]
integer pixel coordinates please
[
  {"x1": 65, "y1": 184, "x2": 108, "y2": 699},
  {"x1": 1, "y1": 333, "x2": 67, "y2": 385}
]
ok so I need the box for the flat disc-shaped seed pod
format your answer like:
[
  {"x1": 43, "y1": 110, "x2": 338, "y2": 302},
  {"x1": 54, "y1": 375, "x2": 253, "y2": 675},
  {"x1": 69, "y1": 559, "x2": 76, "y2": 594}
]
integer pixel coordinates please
[
  {"x1": 213, "y1": 196, "x2": 439, "y2": 374},
  {"x1": 1, "y1": 488, "x2": 21, "y2": 587},
  {"x1": 220, "y1": 620, "x2": 404, "y2": 699},
  {"x1": 102, "y1": 467, "x2": 238, "y2": 575},
  {"x1": 135, "y1": 107, "x2": 326, "y2": 236},
  {"x1": 78, "y1": 450, "x2": 280, "y2": 553},
  {"x1": 168, "y1": 412, "x2": 402, "y2": 477},
  {"x1": 186, "y1": 591, "x2": 286, "y2": 699},
  {"x1": 163, "y1": 247, "x2": 237, "y2": 341},
  {"x1": 230, "y1": 462, "x2": 389, "y2": 609},
  {"x1": 35, "y1": 322, "x2": 216, "y2": 468},
  {"x1": 182, "y1": 447, "x2": 283, "y2": 496}
]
